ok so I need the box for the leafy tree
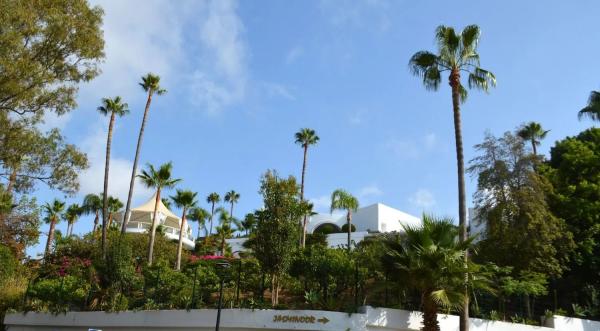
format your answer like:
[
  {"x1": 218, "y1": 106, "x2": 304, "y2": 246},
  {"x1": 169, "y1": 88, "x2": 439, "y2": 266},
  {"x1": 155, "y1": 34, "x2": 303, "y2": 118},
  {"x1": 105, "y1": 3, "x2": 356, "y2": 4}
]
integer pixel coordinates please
[
  {"x1": 206, "y1": 192, "x2": 220, "y2": 236},
  {"x1": 98, "y1": 96, "x2": 129, "y2": 255},
  {"x1": 246, "y1": 171, "x2": 303, "y2": 306},
  {"x1": 63, "y1": 204, "x2": 82, "y2": 237},
  {"x1": 122, "y1": 74, "x2": 167, "y2": 234},
  {"x1": 43, "y1": 199, "x2": 65, "y2": 258},
  {"x1": 187, "y1": 207, "x2": 209, "y2": 240},
  {"x1": 0, "y1": 0, "x2": 104, "y2": 118},
  {"x1": 409, "y1": 25, "x2": 496, "y2": 329},
  {"x1": 137, "y1": 162, "x2": 180, "y2": 266},
  {"x1": 241, "y1": 213, "x2": 257, "y2": 236},
  {"x1": 294, "y1": 128, "x2": 319, "y2": 247},
  {"x1": 579, "y1": 91, "x2": 600, "y2": 122},
  {"x1": 224, "y1": 190, "x2": 240, "y2": 217},
  {"x1": 82, "y1": 193, "x2": 102, "y2": 233},
  {"x1": 543, "y1": 128, "x2": 600, "y2": 308},
  {"x1": 170, "y1": 189, "x2": 197, "y2": 271},
  {"x1": 107, "y1": 196, "x2": 123, "y2": 228},
  {"x1": 468, "y1": 131, "x2": 573, "y2": 277},
  {"x1": 0, "y1": 116, "x2": 88, "y2": 195},
  {"x1": 383, "y1": 215, "x2": 487, "y2": 331},
  {"x1": 517, "y1": 122, "x2": 549, "y2": 156},
  {"x1": 330, "y1": 189, "x2": 359, "y2": 252}
]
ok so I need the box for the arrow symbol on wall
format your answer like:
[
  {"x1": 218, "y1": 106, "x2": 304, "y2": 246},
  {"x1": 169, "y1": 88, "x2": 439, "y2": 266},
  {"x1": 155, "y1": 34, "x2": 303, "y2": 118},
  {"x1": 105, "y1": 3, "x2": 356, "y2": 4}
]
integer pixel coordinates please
[{"x1": 317, "y1": 317, "x2": 330, "y2": 324}]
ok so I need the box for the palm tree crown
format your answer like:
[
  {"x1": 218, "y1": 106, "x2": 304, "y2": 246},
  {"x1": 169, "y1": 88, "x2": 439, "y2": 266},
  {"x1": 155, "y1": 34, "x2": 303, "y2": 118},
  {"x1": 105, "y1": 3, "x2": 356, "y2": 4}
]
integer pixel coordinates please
[
  {"x1": 139, "y1": 73, "x2": 167, "y2": 95},
  {"x1": 517, "y1": 122, "x2": 549, "y2": 156},
  {"x1": 44, "y1": 199, "x2": 66, "y2": 223},
  {"x1": 82, "y1": 193, "x2": 102, "y2": 232},
  {"x1": 207, "y1": 192, "x2": 220, "y2": 205},
  {"x1": 330, "y1": 189, "x2": 359, "y2": 251},
  {"x1": 63, "y1": 203, "x2": 82, "y2": 236},
  {"x1": 188, "y1": 207, "x2": 210, "y2": 239},
  {"x1": 224, "y1": 190, "x2": 240, "y2": 215},
  {"x1": 171, "y1": 189, "x2": 198, "y2": 211},
  {"x1": 97, "y1": 96, "x2": 129, "y2": 117},
  {"x1": 138, "y1": 162, "x2": 181, "y2": 191},
  {"x1": 409, "y1": 25, "x2": 496, "y2": 101},
  {"x1": 579, "y1": 90, "x2": 600, "y2": 122},
  {"x1": 294, "y1": 128, "x2": 320, "y2": 148}
]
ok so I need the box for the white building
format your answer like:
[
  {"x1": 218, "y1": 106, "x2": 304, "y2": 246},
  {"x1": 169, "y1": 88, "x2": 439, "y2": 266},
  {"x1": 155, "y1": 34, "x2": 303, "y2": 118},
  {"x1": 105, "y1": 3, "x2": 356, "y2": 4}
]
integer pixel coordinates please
[
  {"x1": 227, "y1": 203, "x2": 421, "y2": 251},
  {"x1": 115, "y1": 194, "x2": 195, "y2": 250}
]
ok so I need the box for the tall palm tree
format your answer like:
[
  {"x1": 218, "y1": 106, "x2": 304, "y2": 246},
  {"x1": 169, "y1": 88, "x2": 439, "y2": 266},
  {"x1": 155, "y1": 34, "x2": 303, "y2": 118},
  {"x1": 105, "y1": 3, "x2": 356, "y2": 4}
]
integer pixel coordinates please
[
  {"x1": 294, "y1": 128, "x2": 320, "y2": 248},
  {"x1": 63, "y1": 203, "x2": 82, "y2": 237},
  {"x1": 82, "y1": 193, "x2": 102, "y2": 233},
  {"x1": 330, "y1": 189, "x2": 359, "y2": 252},
  {"x1": 215, "y1": 209, "x2": 234, "y2": 255},
  {"x1": 383, "y1": 215, "x2": 485, "y2": 331},
  {"x1": 171, "y1": 189, "x2": 198, "y2": 270},
  {"x1": 98, "y1": 96, "x2": 129, "y2": 255},
  {"x1": 241, "y1": 212, "x2": 257, "y2": 236},
  {"x1": 224, "y1": 190, "x2": 240, "y2": 217},
  {"x1": 409, "y1": 25, "x2": 495, "y2": 330},
  {"x1": 579, "y1": 90, "x2": 600, "y2": 122},
  {"x1": 122, "y1": 74, "x2": 167, "y2": 234},
  {"x1": 138, "y1": 162, "x2": 181, "y2": 266},
  {"x1": 43, "y1": 199, "x2": 66, "y2": 258},
  {"x1": 206, "y1": 192, "x2": 220, "y2": 236},
  {"x1": 107, "y1": 196, "x2": 123, "y2": 228},
  {"x1": 517, "y1": 122, "x2": 549, "y2": 156},
  {"x1": 187, "y1": 207, "x2": 210, "y2": 240}
]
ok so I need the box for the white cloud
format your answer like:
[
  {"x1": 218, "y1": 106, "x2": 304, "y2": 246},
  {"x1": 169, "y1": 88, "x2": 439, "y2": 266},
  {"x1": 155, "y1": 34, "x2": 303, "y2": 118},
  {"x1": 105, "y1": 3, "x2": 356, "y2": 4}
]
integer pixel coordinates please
[
  {"x1": 285, "y1": 46, "x2": 304, "y2": 64},
  {"x1": 261, "y1": 82, "x2": 296, "y2": 100},
  {"x1": 359, "y1": 185, "x2": 383, "y2": 198},
  {"x1": 319, "y1": 0, "x2": 391, "y2": 31},
  {"x1": 37, "y1": 112, "x2": 72, "y2": 132},
  {"x1": 424, "y1": 132, "x2": 436, "y2": 150},
  {"x1": 408, "y1": 189, "x2": 436, "y2": 209},
  {"x1": 78, "y1": 127, "x2": 152, "y2": 202}
]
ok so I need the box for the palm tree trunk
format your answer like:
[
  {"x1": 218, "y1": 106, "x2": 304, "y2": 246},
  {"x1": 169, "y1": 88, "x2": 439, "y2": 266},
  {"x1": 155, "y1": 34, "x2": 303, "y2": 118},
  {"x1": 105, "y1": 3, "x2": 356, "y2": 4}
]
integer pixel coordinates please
[
  {"x1": 531, "y1": 138, "x2": 537, "y2": 156},
  {"x1": 147, "y1": 188, "x2": 161, "y2": 266},
  {"x1": 209, "y1": 203, "x2": 215, "y2": 236},
  {"x1": 44, "y1": 218, "x2": 56, "y2": 259},
  {"x1": 6, "y1": 167, "x2": 17, "y2": 195},
  {"x1": 93, "y1": 211, "x2": 99, "y2": 233},
  {"x1": 300, "y1": 145, "x2": 309, "y2": 248},
  {"x1": 122, "y1": 91, "x2": 154, "y2": 234},
  {"x1": 230, "y1": 202, "x2": 234, "y2": 217},
  {"x1": 102, "y1": 112, "x2": 116, "y2": 256},
  {"x1": 347, "y1": 211, "x2": 352, "y2": 252},
  {"x1": 175, "y1": 207, "x2": 187, "y2": 271},
  {"x1": 450, "y1": 69, "x2": 469, "y2": 331},
  {"x1": 67, "y1": 222, "x2": 72, "y2": 237},
  {"x1": 422, "y1": 292, "x2": 441, "y2": 331}
]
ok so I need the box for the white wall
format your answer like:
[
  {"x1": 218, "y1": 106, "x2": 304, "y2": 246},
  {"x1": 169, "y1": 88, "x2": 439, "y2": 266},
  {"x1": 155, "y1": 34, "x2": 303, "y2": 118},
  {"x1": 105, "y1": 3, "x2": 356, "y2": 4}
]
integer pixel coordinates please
[{"x1": 544, "y1": 315, "x2": 600, "y2": 331}]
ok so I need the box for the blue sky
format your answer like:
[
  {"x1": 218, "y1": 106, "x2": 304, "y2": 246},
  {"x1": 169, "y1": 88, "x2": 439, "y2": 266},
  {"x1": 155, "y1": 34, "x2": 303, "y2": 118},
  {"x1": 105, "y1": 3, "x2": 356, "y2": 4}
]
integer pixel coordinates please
[{"x1": 30, "y1": 0, "x2": 600, "y2": 256}]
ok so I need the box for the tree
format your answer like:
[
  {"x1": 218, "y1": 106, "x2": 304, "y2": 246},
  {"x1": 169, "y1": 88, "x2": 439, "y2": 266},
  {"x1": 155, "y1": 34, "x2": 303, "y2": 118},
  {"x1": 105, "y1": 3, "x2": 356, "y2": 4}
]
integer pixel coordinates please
[
  {"x1": 107, "y1": 196, "x2": 123, "y2": 228},
  {"x1": 206, "y1": 192, "x2": 220, "y2": 236},
  {"x1": 0, "y1": 0, "x2": 104, "y2": 118},
  {"x1": 543, "y1": 128, "x2": 600, "y2": 308},
  {"x1": 121, "y1": 74, "x2": 167, "y2": 234},
  {"x1": 241, "y1": 213, "x2": 257, "y2": 236},
  {"x1": 330, "y1": 189, "x2": 359, "y2": 252},
  {"x1": 517, "y1": 122, "x2": 549, "y2": 156},
  {"x1": 0, "y1": 116, "x2": 88, "y2": 196},
  {"x1": 246, "y1": 171, "x2": 303, "y2": 306},
  {"x1": 578, "y1": 91, "x2": 600, "y2": 122},
  {"x1": 215, "y1": 210, "x2": 234, "y2": 256},
  {"x1": 468, "y1": 131, "x2": 573, "y2": 278},
  {"x1": 82, "y1": 193, "x2": 102, "y2": 233},
  {"x1": 409, "y1": 25, "x2": 496, "y2": 329},
  {"x1": 42, "y1": 199, "x2": 65, "y2": 258},
  {"x1": 97, "y1": 96, "x2": 129, "y2": 256},
  {"x1": 170, "y1": 189, "x2": 198, "y2": 271},
  {"x1": 63, "y1": 203, "x2": 82, "y2": 237},
  {"x1": 138, "y1": 162, "x2": 180, "y2": 266},
  {"x1": 187, "y1": 207, "x2": 209, "y2": 240},
  {"x1": 383, "y1": 215, "x2": 486, "y2": 331},
  {"x1": 294, "y1": 128, "x2": 320, "y2": 248},
  {"x1": 0, "y1": 185, "x2": 40, "y2": 259},
  {"x1": 224, "y1": 190, "x2": 240, "y2": 217}
]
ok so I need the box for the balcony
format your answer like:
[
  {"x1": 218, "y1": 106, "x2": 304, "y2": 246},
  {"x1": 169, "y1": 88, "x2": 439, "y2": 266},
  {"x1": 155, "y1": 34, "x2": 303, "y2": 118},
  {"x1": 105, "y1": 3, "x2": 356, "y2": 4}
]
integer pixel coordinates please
[{"x1": 125, "y1": 221, "x2": 195, "y2": 250}]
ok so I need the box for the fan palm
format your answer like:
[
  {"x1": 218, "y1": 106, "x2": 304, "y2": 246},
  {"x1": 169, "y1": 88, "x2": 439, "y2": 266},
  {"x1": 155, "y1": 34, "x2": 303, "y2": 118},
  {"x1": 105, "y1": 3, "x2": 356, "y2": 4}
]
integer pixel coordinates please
[
  {"x1": 383, "y1": 215, "x2": 487, "y2": 331},
  {"x1": 409, "y1": 25, "x2": 495, "y2": 329},
  {"x1": 215, "y1": 209, "x2": 234, "y2": 255},
  {"x1": 43, "y1": 199, "x2": 66, "y2": 258},
  {"x1": 106, "y1": 196, "x2": 123, "y2": 228},
  {"x1": 138, "y1": 162, "x2": 181, "y2": 265},
  {"x1": 82, "y1": 193, "x2": 102, "y2": 233},
  {"x1": 517, "y1": 122, "x2": 549, "y2": 156},
  {"x1": 294, "y1": 128, "x2": 320, "y2": 248},
  {"x1": 579, "y1": 90, "x2": 600, "y2": 122},
  {"x1": 171, "y1": 189, "x2": 198, "y2": 270},
  {"x1": 63, "y1": 203, "x2": 82, "y2": 237},
  {"x1": 206, "y1": 192, "x2": 220, "y2": 236},
  {"x1": 98, "y1": 96, "x2": 129, "y2": 255},
  {"x1": 241, "y1": 212, "x2": 257, "y2": 236},
  {"x1": 187, "y1": 207, "x2": 210, "y2": 240},
  {"x1": 122, "y1": 73, "x2": 167, "y2": 234},
  {"x1": 224, "y1": 190, "x2": 240, "y2": 216},
  {"x1": 330, "y1": 189, "x2": 359, "y2": 252}
]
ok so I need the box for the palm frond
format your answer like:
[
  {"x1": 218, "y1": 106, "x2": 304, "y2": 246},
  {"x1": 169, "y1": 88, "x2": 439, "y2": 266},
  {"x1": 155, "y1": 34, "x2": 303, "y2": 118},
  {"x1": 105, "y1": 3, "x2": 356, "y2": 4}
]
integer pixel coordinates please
[
  {"x1": 468, "y1": 67, "x2": 496, "y2": 92},
  {"x1": 578, "y1": 91, "x2": 600, "y2": 122}
]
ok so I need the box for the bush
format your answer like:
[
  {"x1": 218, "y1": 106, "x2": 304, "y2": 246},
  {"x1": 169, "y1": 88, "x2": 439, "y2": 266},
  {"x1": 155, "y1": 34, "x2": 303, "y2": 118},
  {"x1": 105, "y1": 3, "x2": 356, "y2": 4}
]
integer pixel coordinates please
[{"x1": 340, "y1": 224, "x2": 356, "y2": 233}]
